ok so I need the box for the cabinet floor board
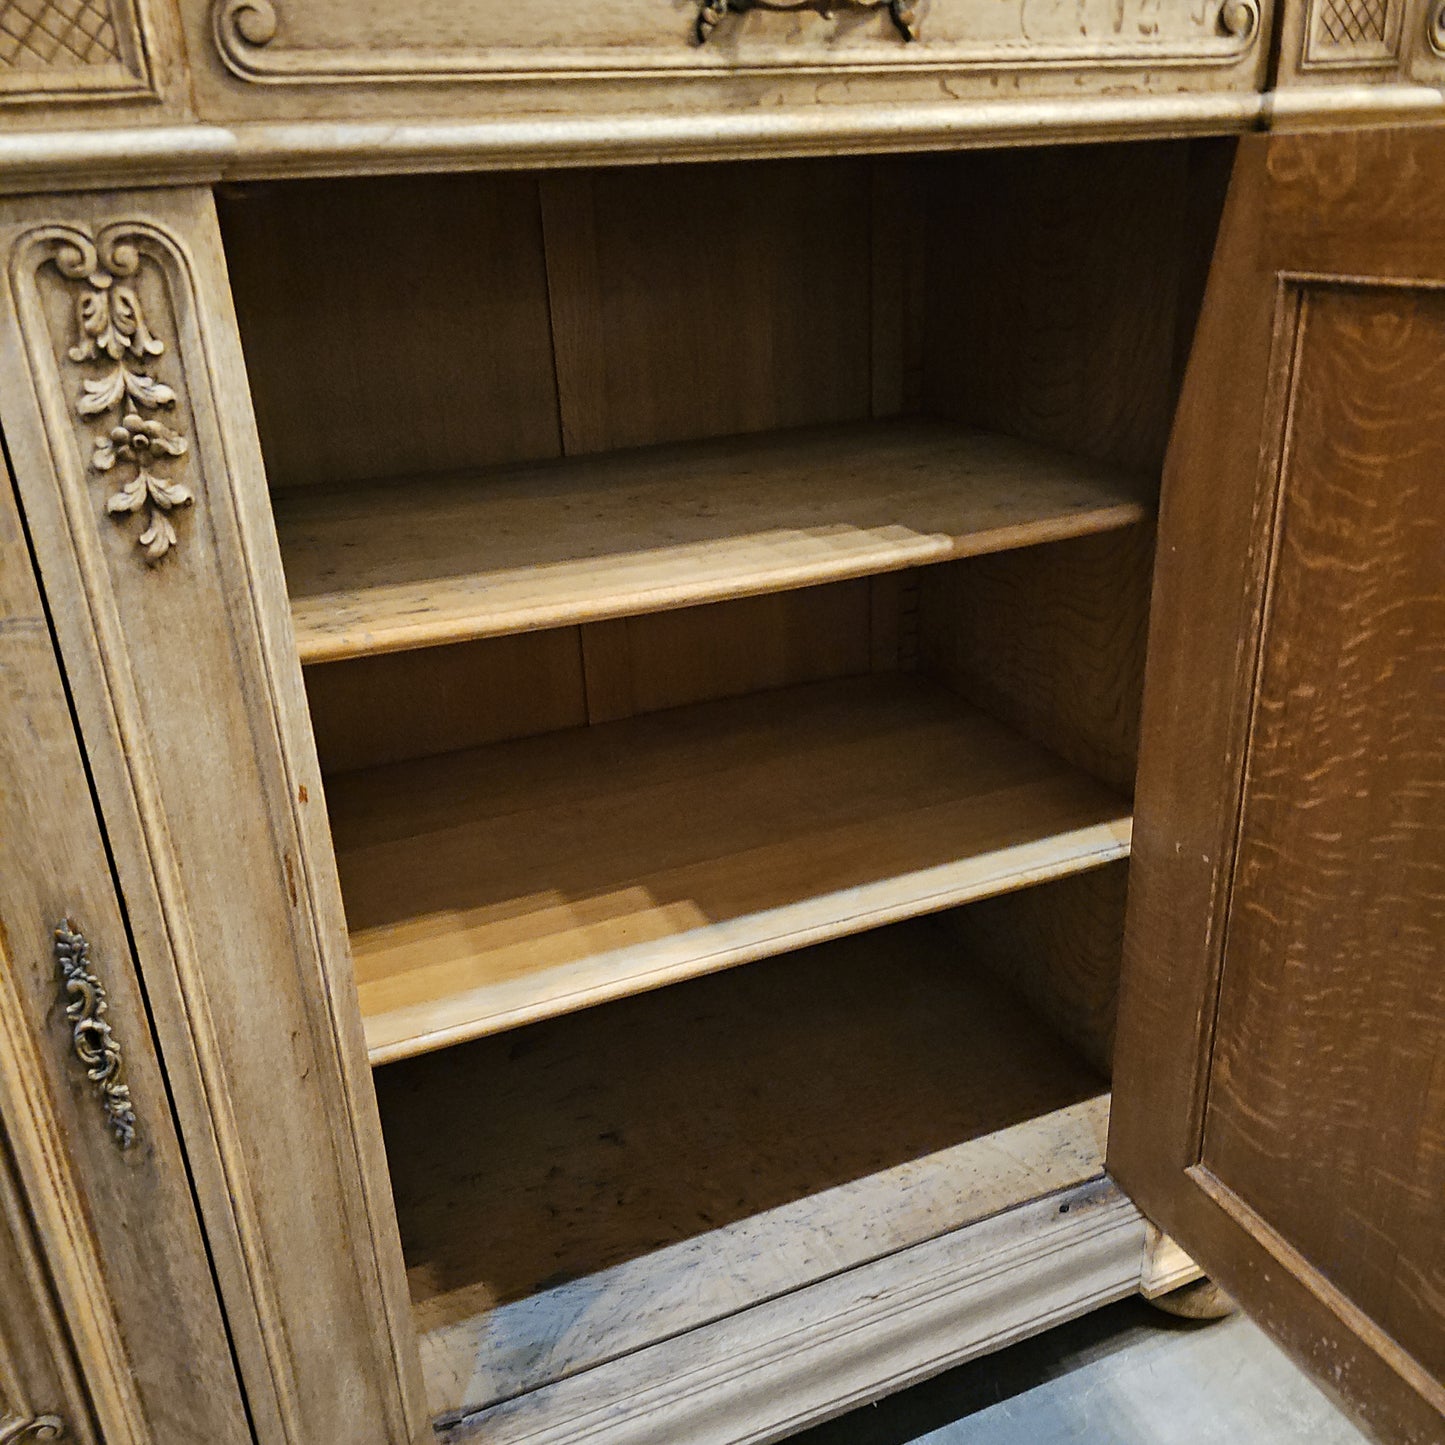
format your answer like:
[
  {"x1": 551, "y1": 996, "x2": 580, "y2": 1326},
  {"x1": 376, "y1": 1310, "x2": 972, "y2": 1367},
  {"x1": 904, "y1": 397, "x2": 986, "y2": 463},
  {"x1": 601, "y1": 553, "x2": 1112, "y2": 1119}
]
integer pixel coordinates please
[
  {"x1": 277, "y1": 419, "x2": 1147, "y2": 664},
  {"x1": 374, "y1": 920, "x2": 1110, "y2": 1421},
  {"x1": 328, "y1": 675, "x2": 1133, "y2": 1061}
]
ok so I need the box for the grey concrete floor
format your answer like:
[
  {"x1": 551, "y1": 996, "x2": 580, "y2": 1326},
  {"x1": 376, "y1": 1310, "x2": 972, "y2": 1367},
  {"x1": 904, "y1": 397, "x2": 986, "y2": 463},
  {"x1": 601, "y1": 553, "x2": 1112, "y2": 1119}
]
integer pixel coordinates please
[{"x1": 789, "y1": 1297, "x2": 1371, "y2": 1445}]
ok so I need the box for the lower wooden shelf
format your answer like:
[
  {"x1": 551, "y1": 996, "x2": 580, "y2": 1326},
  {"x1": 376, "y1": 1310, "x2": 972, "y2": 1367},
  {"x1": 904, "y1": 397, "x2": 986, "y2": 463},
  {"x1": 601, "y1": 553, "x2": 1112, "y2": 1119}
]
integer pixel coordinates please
[
  {"x1": 327, "y1": 674, "x2": 1133, "y2": 1062},
  {"x1": 374, "y1": 918, "x2": 1113, "y2": 1427}
]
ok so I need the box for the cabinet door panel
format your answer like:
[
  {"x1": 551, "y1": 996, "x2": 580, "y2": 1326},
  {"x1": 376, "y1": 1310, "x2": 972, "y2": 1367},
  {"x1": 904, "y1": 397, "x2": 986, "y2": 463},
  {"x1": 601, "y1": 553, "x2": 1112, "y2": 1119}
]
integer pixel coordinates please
[
  {"x1": 0, "y1": 448, "x2": 250, "y2": 1443},
  {"x1": 0, "y1": 186, "x2": 423, "y2": 1445},
  {"x1": 1111, "y1": 124, "x2": 1445, "y2": 1444}
]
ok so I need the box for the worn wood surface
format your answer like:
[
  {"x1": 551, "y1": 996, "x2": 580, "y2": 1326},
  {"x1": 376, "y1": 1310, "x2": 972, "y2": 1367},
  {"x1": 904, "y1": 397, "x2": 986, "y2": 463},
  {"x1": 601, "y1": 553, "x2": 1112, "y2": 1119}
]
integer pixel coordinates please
[
  {"x1": 0, "y1": 446, "x2": 248, "y2": 1444},
  {"x1": 330, "y1": 674, "x2": 1132, "y2": 1062},
  {"x1": 376, "y1": 918, "x2": 1108, "y2": 1417},
  {"x1": 1110, "y1": 125, "x2": 1445, "y2": 1445},
  {"x1": 439, "y1": 1179, "x2": 1143, "y2": 1445},
  {"x1": 0, "y1": 187, "x2": 423, "y2": 1444},
  {"x1": 0, "y1": 1129, "x2": 95, "y2": 1443},
  {"x1": 277, "y1": 420, "x2": 1145, "y2": 663}
]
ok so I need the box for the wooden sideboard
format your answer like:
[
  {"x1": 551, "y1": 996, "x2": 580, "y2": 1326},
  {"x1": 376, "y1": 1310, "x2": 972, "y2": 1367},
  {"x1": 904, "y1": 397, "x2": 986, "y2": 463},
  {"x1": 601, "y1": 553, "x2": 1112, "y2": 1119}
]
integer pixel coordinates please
[{"x1": 0, "y1": 6, "x2": 1441, "y2": 1445}]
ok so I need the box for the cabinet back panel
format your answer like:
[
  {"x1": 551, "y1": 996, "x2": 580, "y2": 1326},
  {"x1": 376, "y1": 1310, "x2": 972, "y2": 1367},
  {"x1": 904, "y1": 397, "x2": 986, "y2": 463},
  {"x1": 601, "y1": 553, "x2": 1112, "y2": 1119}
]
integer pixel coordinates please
[
  {"x1": 941, "y1": 861, "x2": 1129, "y2": 1078},
  {"x1": 922, "y1": 140, "x2": 1228, "y2": 481},
  {"x1": 917, "y1": 524, "x2": 1153, "y2": 797},
  {"x1": 219, "y1": 174, "x2": 562, "y2": 491},
  {"x1": 221, "y1": 159, "x2": 879, "y2": 494},
  {"x1": 540, "y1": 160, "x2": 876, "y2": 456},
  {"x1": 306, "y1": 578, "x2": 888, "y2": 775}
]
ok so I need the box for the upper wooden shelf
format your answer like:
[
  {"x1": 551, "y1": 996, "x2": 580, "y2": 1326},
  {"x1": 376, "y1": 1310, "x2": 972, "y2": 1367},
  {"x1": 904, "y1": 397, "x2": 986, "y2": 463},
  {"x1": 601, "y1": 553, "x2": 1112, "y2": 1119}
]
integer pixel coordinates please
[
  {"x1": 328, "y1": 674, "x2": 1132, "y2": 1064},
  {"x1": 275, "y1": 420, "x2": 1148, "y2": 665}
]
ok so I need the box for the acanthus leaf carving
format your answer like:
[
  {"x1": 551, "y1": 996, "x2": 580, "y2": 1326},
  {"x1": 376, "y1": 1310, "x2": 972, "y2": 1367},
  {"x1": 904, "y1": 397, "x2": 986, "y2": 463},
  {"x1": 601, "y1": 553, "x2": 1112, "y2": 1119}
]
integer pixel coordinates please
[{"x1": 48, "y1": 226, "x2": 194, "y2": 563}]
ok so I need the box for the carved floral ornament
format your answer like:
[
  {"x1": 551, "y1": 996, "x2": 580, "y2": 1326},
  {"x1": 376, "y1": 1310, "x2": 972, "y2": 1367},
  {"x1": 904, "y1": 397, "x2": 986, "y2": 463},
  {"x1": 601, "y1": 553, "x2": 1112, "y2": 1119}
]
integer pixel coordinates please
[{"x1": 47, "y1": 225, "x2": 195, "y2": 562}]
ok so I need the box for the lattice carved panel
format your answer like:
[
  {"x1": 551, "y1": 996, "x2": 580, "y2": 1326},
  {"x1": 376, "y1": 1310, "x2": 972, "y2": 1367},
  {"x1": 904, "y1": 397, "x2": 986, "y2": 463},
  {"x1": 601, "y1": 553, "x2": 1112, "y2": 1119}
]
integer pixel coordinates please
[
  {"x1": 0, "y1": 0, "x2": 118, "y2": 67},
  {"x1": 0, "y1": 0, "x2": 150, "y2": 99},
  {"x1": 1303, "y1": 0, "x2": 1402, "y2": 64}
]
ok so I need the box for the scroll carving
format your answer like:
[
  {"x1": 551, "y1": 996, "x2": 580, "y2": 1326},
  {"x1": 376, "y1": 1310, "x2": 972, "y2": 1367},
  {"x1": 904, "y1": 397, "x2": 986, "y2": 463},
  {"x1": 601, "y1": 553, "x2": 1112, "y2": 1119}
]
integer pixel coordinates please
[
  {"x1": 47, "y1": 225, "x2": 194, "y2": 562},
  {"x1": 1430, "y1": 0, "x2": 1445, "y2": 56},
  {"x1": 211, "y1": 0, "x2": 1259, "y2": 84},
  {"x1": 55, "y1": 921, "x2": 137, "y2": 1150},
  {"x1": 0, "y1": 1414, "x2": 66, "y2": 1442}
]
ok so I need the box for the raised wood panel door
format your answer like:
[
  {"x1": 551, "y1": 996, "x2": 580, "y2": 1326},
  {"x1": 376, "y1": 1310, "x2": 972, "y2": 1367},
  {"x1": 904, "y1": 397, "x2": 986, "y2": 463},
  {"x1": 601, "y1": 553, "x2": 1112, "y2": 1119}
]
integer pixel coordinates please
[
  {"x1": 1111, "y1": 124, "x2": 1445, "y2": 1445},
  {"x1": 0, "y1": 446, "x2": 249, "y2": 1443}
]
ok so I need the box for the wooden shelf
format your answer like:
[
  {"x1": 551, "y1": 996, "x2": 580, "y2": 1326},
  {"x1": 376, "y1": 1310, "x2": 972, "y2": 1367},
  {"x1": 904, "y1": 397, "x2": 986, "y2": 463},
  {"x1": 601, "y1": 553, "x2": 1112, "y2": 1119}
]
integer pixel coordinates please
[
  {"x1": 328, "y1": 674, "x2": 1132, "y2": 1063},
  {"x1": 277, "y1": 420, "x2": 1148, "y2": 664},
  {"x1": 375, "y1": 919, "x2": 1111, "y2": 1421}
]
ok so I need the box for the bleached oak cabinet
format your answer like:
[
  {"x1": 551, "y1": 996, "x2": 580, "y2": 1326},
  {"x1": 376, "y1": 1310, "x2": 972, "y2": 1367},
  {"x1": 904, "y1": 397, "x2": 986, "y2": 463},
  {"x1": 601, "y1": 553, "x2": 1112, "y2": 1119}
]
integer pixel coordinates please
[{"x1": 0, "y1": 3, "x2": 1441, "y2": 1444}]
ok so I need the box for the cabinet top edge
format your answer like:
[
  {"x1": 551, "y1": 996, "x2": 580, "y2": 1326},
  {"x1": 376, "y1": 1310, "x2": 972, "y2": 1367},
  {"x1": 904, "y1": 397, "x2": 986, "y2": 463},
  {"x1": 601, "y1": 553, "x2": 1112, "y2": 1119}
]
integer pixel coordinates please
[{"x1": 3, "y1": 86, "x2": 1444, "y2": 195}]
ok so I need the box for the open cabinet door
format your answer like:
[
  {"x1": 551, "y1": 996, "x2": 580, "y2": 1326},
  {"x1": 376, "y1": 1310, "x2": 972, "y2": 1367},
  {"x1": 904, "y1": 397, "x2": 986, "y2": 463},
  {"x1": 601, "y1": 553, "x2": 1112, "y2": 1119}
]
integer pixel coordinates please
[{"x1": 1109, "y1": 123, "x2": 1445, "y2": 1445}]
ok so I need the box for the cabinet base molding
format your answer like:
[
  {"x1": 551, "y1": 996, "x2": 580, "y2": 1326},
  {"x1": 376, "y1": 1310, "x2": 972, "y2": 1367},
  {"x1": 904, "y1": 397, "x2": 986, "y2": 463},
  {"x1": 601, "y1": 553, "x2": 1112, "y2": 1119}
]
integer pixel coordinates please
[{"x1": 441, "y1": 1178, "x2": 1144, "y2": 1445}]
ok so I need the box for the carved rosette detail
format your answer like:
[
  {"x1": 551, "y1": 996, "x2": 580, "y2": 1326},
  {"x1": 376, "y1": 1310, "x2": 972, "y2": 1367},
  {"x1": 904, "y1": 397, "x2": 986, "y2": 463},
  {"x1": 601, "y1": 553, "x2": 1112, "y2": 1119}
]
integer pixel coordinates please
[
  {"x1": 55, "y1": 921, "x2": 137, "y2": 1150},
  {"x1": 0, "y1": 1413, "x2": 67, "y2": 1442},
  {"x1": 53, "y1": 227, "x2": 194, "y2": 562}
]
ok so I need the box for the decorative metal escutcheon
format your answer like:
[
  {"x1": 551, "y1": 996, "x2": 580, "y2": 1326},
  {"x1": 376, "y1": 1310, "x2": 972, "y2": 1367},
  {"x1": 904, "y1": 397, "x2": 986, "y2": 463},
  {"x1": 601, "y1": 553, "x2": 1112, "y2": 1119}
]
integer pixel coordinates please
[
  {"x1": 696, "y1": 0, "x2": 918, "y2": 44},
  {"x1": 54, "y1": 922, "x2": 137, "y2": 1150}
]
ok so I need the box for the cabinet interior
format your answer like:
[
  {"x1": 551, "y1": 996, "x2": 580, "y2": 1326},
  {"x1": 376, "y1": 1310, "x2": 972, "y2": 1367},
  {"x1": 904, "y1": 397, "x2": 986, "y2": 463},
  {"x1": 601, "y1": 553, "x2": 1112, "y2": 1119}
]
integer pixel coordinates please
[{"x1": 217, "y1": 136, "x2": 1232, "y2": 1430}]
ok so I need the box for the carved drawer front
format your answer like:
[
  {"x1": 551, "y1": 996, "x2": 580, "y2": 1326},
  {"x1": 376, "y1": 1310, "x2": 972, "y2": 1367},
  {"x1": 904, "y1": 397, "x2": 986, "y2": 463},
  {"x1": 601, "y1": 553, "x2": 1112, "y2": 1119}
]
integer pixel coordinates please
[{"x1": 196, "y1": 0, "x2": 1271, "y2": 120}]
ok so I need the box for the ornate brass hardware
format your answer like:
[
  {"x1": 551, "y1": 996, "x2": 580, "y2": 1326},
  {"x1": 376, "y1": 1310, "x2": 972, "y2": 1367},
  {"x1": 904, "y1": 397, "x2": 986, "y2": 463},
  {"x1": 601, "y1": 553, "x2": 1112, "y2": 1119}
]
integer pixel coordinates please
[
  {"x1": 0, "y1": 1416, "x2": 66, "y2": 1443},
  {"x1": 55, "y1": 922, "x2": 137, "y2": 1150},
  {"x1": 696, "y1": 0, "x2": 917, "y2": 45}
]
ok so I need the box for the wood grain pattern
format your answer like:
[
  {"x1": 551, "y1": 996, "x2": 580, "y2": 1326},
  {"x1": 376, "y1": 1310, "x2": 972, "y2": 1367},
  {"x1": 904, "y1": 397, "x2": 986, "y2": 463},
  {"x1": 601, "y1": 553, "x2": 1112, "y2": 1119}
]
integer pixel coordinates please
[
  {"x1": 328, "y1": 674, "x2": 1133, "y2": 1061},
  {"x1": 1110, "y1": 125, "x2": 1445, "y2": 1445},
  {"x1": 537, "y1": 160, "x2": 871, "y2": 457},
  {"x1": 576, "y1": 581, "x2": 873, "y2": 725},
  {"x1": 1202, "y1": 284, "x2": 1445, "y2": 1382},
  {"x1": 942, "y1": 861, "x2": 1130, "y2": 1077},
  {"x1": 442, "y1": 1178, "x2": 1143, "y2": 1445},
  {"x1": 276, "y1": 420, "x2": 1147, "y2": 664},
  {"x1": 922, "y1": 141, "x2": 1196, "y2": 479},
  {"x1": 306, "y1": 580, "x2": 882, "y2": 773},
  {"x1": 375, "y1": 919, "x2": 1109, "y2": 1418},
  {"x1": 0, "y1": 187, "x2": 423, "y2": 1445},
  {"x1": 0, "y1": 440, "x2": 247, "y2": 1444},
  {"x1": 919, "y1": 524, "x2": 1155, "y2": 797},
  {"x1": 0, "y1": 1130, "x2": 93, "y2": 1444},
  {"x1": 305, "y1": 628, "x2": 589, "y2": 775},
  {"x1": 217, "y1": 173, "x2": 561, "y2": 491}
]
